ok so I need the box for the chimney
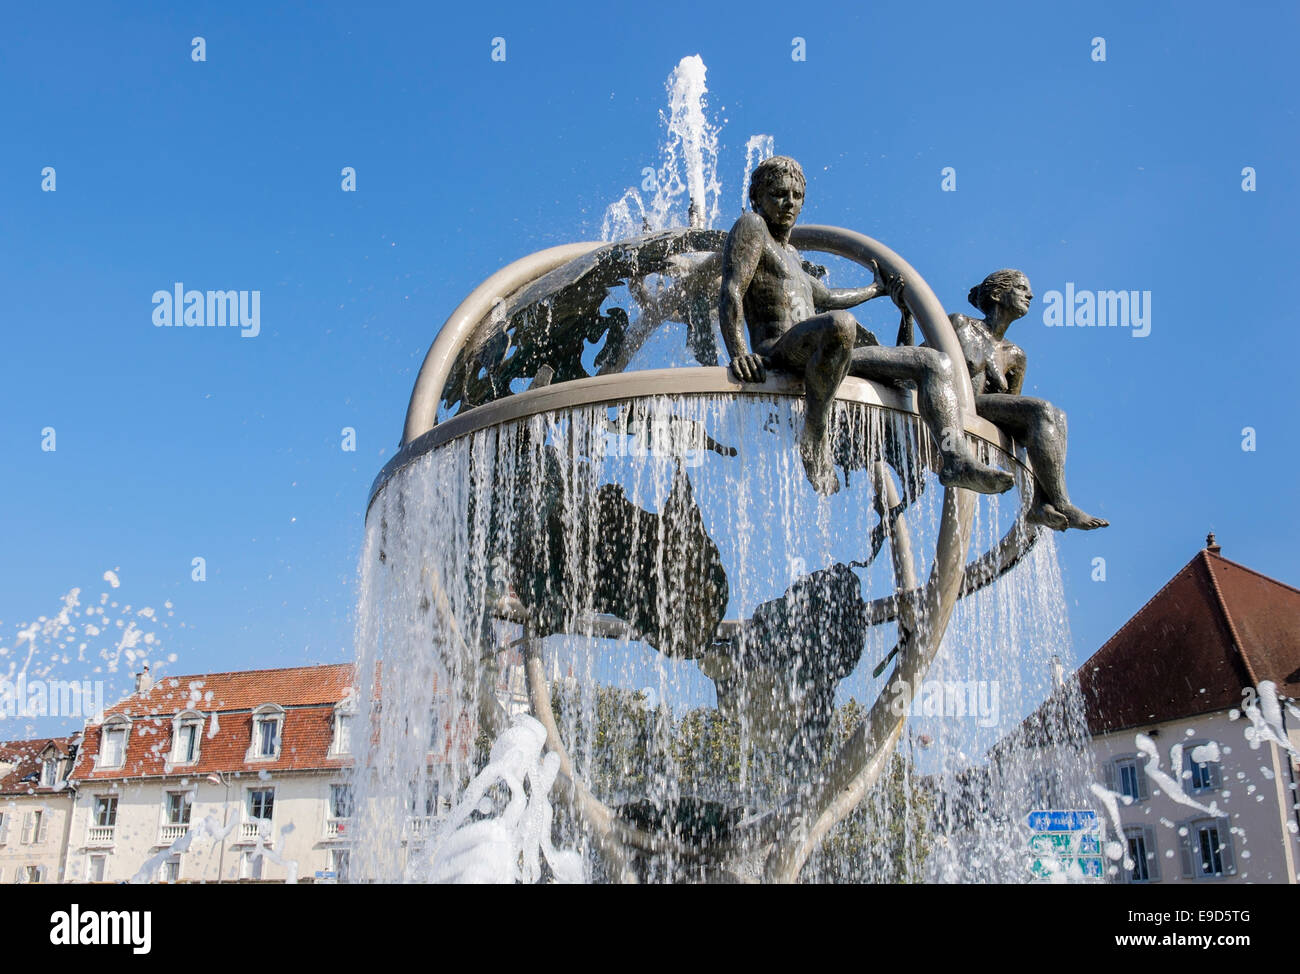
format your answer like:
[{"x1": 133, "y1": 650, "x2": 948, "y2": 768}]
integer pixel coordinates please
[
  {"x1": 134, "y1": 663, "x2": 153, "y2": 695},
  {"x1": 1206, "y1": 532, "x2": 1221, "y2": 554}
]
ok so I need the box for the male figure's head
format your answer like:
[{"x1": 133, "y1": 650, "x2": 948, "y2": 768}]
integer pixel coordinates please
[{"x1": 748, "y1": 156, "x2": 806, "y2": 234}]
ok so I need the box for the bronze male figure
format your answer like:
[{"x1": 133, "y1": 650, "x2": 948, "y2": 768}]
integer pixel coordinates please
[{"x1": 719, "y1": 156, "x2": 1014, "y2": 496}]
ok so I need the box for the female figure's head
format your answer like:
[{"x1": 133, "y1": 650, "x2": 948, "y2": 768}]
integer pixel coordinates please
[{"x1": 968, "y1": 269, "x2": 1033, "y2": 322}]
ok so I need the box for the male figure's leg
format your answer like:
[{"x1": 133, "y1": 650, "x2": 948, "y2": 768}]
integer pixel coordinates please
[
  {"x1": 976, "y1": 394, "x2": 1107, "y2": 530},
  {"x1": 767, "y1": 311, "x2": 856, "y2": 494},
  {"x1": 849, "y1": 344, "x2": 1013, "y2": 495}
]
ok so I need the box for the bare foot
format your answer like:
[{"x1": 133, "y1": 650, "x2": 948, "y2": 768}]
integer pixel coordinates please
[
  {"x1": 1027, "y1": 501, "x2": 1069, "y2": 532},
  {"x1": 800, "y1": 438, "x2": 841, "y2": 496},
  {"x1": 939, "y1": 456, "x2": 1014, "y2": 495},
  {"x1": 1056, "y1": 502, "x2": 1109, "y2": 530}
]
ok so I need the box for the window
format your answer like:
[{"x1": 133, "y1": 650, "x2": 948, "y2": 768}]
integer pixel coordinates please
[
  {"x1": 242, "y1": 850, "x2": 264, "y2": 880},
  {"x1": 258, "y1": 719, "x2": 277, "y2": 756},
  {"x1": 1122, "y1": 826, "x2": 1159, "y2": 883},
  {"x1": 1127, "y1": 834, "x2": 1148, "y2": 882},
  {"x1": 1197, "y1": 826, "x2": 1223, "y2": 874},
  {"x1": 41, "y1": 757, "x2": 58, "y2": 788},
  {"x1": 243, "y1": 788, "x2": 275, "y2": 842},
  {"x1": 1179, "y1": 816, "x2": 1236, "y2": 879},
  {"x1": 165, "y1": 792, "x2": 192, "y2": 827},
  {"x1": 172, "y1": 713, "x2": 203, "y2": 764},
  {"x1": 1030, "y1": 770, "x2": 1062, "y2": 809},
  {"x1": 160, "y1": 857, "x2": 181, "y2": 883},
  {"x1": 18, "y1": 865, "x2": 41, "y2": 884},
  {"x1": 409, "y1": 778, "x2": 439, "y2": 818},
  {"x1": 1182, "y1": 741, "x2": 1222, "y2": 793},
  {"x1": 248, "y1": 704, "x2": 284, "y2": 761},
  {"x1": 22, "y1": 810, "x2": 47, "y2": 845},
  {"x1": 88, "y1": 855, "x2": 106, "y2": 883},
  {"x1": 330, "y1": 784, "x2": 354, "y2": 820},
  {"x1": 1118, "y1": 762, "x2": 1140, "y2": 800},
  {"x1": 94, "y1": 795, "x2": 118, "y2": 828},
  {"x1": 333, "y1": 711, "x2": 353, "y2": 755},
  {"x1": 0, "y1": 811, "x2": 7, "y2": 845},
  {"x1": 1104, "y1": 755, "x2": 1148, "y2": 802},
  {"x1": 329, "y1": 848, "x2": 351, "y2": 882},
  {"x1": 247, "y1": 788, "x2": 274, "y2": 823},
  {"x1": 99, "y1": 719, "x2": 129, "y2": 768},
  {"x1": 1190, "y1": 761, "x2": 1213, "y2": 790}
]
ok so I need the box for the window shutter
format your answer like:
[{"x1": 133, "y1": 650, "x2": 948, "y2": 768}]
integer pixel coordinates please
[
  {"x1": 1135, "y1": 760, "x2": 1150, "y2": 802},
  {"x1": 1144, "y1": 826, "x2": 1161, "y2": 881},
  {"x1": 1101, "y1": 758, "x2": 1116, "y2": 792},
  {"x1": 1208, "y1": 759, "x2": 1223, "y2": 791},
  {"x1": 35, "y1": 865, "x2": 46, "y2": 884},
  {"x1": 22, "y1": 812, "x2": 33, "y2": 844},
  {"x1": 1217, "y1": 817, "x2": 1236, "y2": 876},
  {"x1": 36, "y1": 812, "x2": 48, "y2": 844},
  {"x1": 0, "y1": 812, "x2": 8, "y2": 844},
  {"x1": 1178, "y1": 824, "x2": 1195, "y2": 878}
]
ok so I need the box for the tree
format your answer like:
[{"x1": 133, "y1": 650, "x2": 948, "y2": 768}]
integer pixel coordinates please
[{"x1": 544, "y1": 685, "x2": 932, "y2": 882}]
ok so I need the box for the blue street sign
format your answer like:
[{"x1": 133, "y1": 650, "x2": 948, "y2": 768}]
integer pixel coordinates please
[{"x1": 1027, "y1": 809, "x2": 1099, "y2": 832}]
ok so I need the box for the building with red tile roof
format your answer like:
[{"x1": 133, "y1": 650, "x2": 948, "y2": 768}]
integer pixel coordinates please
[
  {"x1": 71, "y1": 663, "x2": 356, "y2": 782},
  {"x1": 64, "y1": 663, "x2": 360, "y2": 884},
  {"x1": 0, "y1": 735, "x2": 78, "y2": 883},
  {"x1": 1077, "y1": 535, "x2": 1300, "y2": 736},
  {"x1": 1018, "y1": 536, "x2": 1300, "y2": 885}
]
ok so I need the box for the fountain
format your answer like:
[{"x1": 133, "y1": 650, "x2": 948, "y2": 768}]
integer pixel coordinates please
[{"x1": 350, "y1": 58, "x2": 1095, "y2": 883}]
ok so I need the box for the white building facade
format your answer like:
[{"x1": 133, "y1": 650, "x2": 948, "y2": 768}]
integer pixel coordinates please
[
  {"x1": 66, "y1": 663, "x2": 358, "y2": 883},
  {"x1": 0, "y1": 737, "x2": 77, "y2": 884}
]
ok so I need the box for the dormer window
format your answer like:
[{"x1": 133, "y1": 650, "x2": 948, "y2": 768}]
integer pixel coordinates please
[
  {"x1": 248, "y1": 704, "x2": 284, "y2": 761},
  {"x1": 331, "y1": 698, "x2": 356, "y2": 756},
  {"x1": 40, "y1": 755, "x2": 58, "y2": 788},
  {"x1": 171, "y1": 711, "x2": 204, "y2": 765},
  {"x1": 98, "y1": 717, "x2": 131, "y2": 769}
]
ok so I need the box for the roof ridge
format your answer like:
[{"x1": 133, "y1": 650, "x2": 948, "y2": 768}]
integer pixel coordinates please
[
  {"x1": 145, "y1": 661, "x2": 353, "y2": 683},
  {"x1": 0, "y1": 734, "x2": 77, "y2": 750},
  {"x1": 1205, "y1": 549, "x2": 1300, "y2": 597},
  {"x1": 1200, "y1": 551, "x2": 1261, "y2": 688}
]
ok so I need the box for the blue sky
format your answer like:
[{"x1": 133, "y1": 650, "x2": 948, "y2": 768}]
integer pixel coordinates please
[{"x1": 2, "y1": 0, "x2": 1298, "y2": 735}]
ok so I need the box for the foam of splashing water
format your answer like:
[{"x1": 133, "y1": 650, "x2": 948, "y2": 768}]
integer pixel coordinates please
[
  {"x1": 424, "y1": 714, "x2": 584, "y2": 884},
  {"x1": 0, "y1": 573, "x2": 180, "y2": 737},
  {"x1": 351, "y1": 394, "x2": 1093, "y2": 882},
  {"x1": 601, "y1": 56, "x2": 769, "y2": 240}
]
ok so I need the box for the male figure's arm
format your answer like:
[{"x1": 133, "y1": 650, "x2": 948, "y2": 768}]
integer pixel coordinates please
[
  {"x1": 719, "y1": 214, "x2": 767, "y2": 382},
  {"x1": 809, "y1": 259, "x2": 887, "y2": 311}
]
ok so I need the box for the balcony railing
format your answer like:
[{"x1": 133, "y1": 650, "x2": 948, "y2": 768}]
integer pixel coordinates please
[
  {"x1": 405, "y1": 816, "x2": 435, "y2": 840},
  {"x1": 241, "y1": 820, "x2": 271, "y2": 841},
  {"x1": 159, "y1": 824, "x2": 188, "y2": 844},
  {"x1": 324, "y1": 817, "x2": 352, "y2": 839},
  {"x1": 86, "y1": 826, "x2": 115, "y2": 846}
]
